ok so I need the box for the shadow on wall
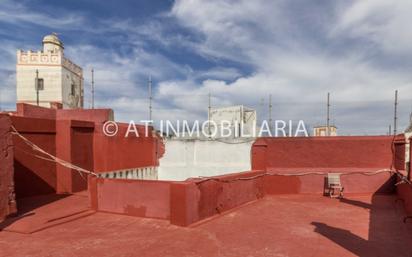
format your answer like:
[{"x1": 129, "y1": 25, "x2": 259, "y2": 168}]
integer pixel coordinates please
[
  {"x1": 14, "y1": 160, "x2": 56, "y2": 199},
  {"x1": 311, "y1": 182, "x2": 412, "y2": 257}
]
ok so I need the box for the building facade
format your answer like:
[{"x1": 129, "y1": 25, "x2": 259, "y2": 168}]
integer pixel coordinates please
[
  {"x1": 16, "y1": 34, "x2": 83, "y2": 109},
  {"x1": 209, "y1": 105, "x2": 257, "y2": 138},
  {"x1": 313, "y1": 125, "x2": 337, "y2": 136}
]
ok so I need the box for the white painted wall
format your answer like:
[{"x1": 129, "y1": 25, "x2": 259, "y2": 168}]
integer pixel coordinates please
[{"x1": 158, "y1": 138, "x2": 253, "y2": 181}]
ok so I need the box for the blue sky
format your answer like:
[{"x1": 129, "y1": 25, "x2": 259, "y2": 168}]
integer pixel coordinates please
[{"x1": 0, "y1": 0, "x2": 411, "y2": 135}]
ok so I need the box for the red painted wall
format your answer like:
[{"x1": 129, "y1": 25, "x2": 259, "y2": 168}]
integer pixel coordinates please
[
  {"x1": 11, "y1": 116, "x2": 57, "y2": 198},
  {"x1": 55, "y1": 120, "x2": 94, "y2": 194},
  {"x1": 393, "y1": 135, "x2": 406, "y2": 171},
  {"x1": 251, "y1": 136, "x2": 400, "y2": 194},
  {"x1": 15, "y1": 103, "x2": 113, "y2": 124},
  {"x1": 396, "y1": 136, "x2": 412, "y2": 217},
  {"x1": 93, "y1": 123, "x2": 161, "y2": 172},
  {"x1": 397, "y1": 183, "x2": 412, "y2": 216},
  {"x1": 169, "y1": 169, "x2": 395, "y2": 226},
  {"x1": 0, "y1": 115, "x2": 16, "y2": 220},
  {"x1": 16, "y1": 103, "x2": 56, "y2": 120},
  {"x1": 89, "y1": 177, "x2": 171, "y2": 219},
  {"x1": 262, "y1": 172, "x2": 395, "y2": 194},
  {"x1": 252, "y1": 136, "x2": 395, "y2": 171},
  {"x1": 170, "y1": 171, "x2": 266, "y2": 226}
]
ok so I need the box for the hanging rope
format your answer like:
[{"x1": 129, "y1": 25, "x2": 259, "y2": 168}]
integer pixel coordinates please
[
  {"x1": 9, "y1": 125, "x2": 412, "y2": 186},
  {"x1": 11, "y1": 125, "x2": 98, "y2": 177}
]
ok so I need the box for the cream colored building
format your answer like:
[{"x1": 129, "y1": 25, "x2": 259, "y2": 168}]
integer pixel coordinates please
[
  {"x1": 405, "y1": 114, "x2": 412, "y2": 172},
  {"x1": 313, "y1": 125, "x2": 337, "y2": 136},
  {"x1": 209, "y1": 105, "x2": 257, "y2": 138},
  {"x1": 16, "y1": 33, "x2": 83, "y2": 109}
]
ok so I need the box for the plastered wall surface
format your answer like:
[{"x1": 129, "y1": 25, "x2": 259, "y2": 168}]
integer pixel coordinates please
[{"x1": 158, "y1": 139, "x2": 253, "y2": 181}]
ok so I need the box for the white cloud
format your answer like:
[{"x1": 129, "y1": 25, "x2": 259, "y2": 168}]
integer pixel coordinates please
[
  {"x1": 0, "y1": 0, "x2": 84, "y2": 29},
  {"x1": 0, "y1": 0, "x2": 411, "y2": 134},
  {"x1": 333, "y1": 0, "x2": 412, "y2": 55},
  {"x1": 161, "y1": 0, "x2": 412, "y2": 134}
]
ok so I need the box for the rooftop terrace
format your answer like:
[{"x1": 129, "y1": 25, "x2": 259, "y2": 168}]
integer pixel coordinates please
[
  {"x1": 1, "y1": 104, "x2": 412, "y2": 256},
  {"x1": 1, "y1": 193, "x2": 411, "y2": 257}
]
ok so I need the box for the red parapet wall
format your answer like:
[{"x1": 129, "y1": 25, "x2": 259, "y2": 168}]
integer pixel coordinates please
[
  {"x1": 15, "y1": 103, "x2": 113, "y2": 124},
  {"x1": 16, "y1": 103, "x2": 56, "y2": 120},
  {"x1": 88, "y1": 177, "x2": 171, "y2": 219},
  {"x1": 93, "y1": 123, "x2": 162, "y2": 173},
  {"x1": 252, "y1": 136, "x2": 396, "y2": 171},
  {"x1": 0, "y1": 115, "x2": 16, "y2": 220},
  {"x1": 170, "y1": 171, "x2": 266, "y2": 226},
  {"x1": 251, "y1": 136, "x2": 403, "y2": 194},
  {"x1": 89, "y1": 171, "x2": 265, "y2": 226}
]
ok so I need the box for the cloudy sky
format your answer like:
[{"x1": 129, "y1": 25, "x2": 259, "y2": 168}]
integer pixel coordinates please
[{"x1": 0, "y1": 0, "x2": 411, "y2": 135}]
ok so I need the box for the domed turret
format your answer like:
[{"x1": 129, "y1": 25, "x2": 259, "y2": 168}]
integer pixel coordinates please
[{"x1": 42, "y1": 33, "x2": 64, "y2": 52}]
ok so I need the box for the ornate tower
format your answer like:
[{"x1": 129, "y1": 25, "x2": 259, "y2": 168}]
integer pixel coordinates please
[{"x1": 16, "y1": 33, "x2": 84, "y2": 109}]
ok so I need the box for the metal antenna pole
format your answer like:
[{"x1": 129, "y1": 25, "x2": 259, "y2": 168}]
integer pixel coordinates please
[
  {"x1": 208, "y1": 92, "x2": 211, "y2": 136},
  {"x1": 149, "y1": 75, "x2": 153, "y2": 123},
  {"x1": 269, "y1": 94, "x2": 272, "y2": 131},
  {"x1": 394, "y1": 90, "x2": 398, "y2": 135},
  {"x1": 389, "y1": 124, "x2": 391, "y2": 135},
  {"x1": 327, "y1": 92, "x2": 330, "y2": 136},
  {"x1": 36, "y1": 69, "x2": 39, "y2": 106},
  {"x1": 91, "y1": 68, "x2": 95, "y2": 109}
]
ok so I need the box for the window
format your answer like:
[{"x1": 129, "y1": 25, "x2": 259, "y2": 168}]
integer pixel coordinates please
[
  {"x1": 35, "y1": 78, "x2": 44, "y2": 91},
  {"x1": 71, "y1": 83, "x2": 76, "y2": 96}
]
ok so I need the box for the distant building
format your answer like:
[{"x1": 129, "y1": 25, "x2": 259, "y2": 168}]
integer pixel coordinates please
[
  {"x1": 405, "y1": 113, "x2": 412, "y2": 173},
  {"x1": 313, "y1": 125, "x2": 337, "y2": 136},
  {"x1": 16, "y1": 33, "x2": 83, "y2": 109},
  {"x1": 209, "y1": 105, "x2": 257, "y2": 138}
]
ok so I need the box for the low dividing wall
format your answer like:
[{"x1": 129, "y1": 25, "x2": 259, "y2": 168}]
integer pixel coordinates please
[
  {"x1": 90, "y1": 169, "x2": 398, "y2": 226},
  {"x1": 90, "y1": 135, "x2": 407, "y2": 226},
  {"x1": 89, "y1": 177, "x2": 171, "y2": 219},
  {"x1": 89, "y1": 171, "x2": 265, "y2": 226},
  {"x1": 170, "y1": 171, "x2": 266, "y2": 226},
  {"x1": 0, "y1": 114, "x2": 16, "y2": 220}
]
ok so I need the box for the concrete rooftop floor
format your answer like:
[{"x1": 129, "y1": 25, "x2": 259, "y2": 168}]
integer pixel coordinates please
[{"x1": 1, "y1": 194, "x2": 412, "y2": 257}]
